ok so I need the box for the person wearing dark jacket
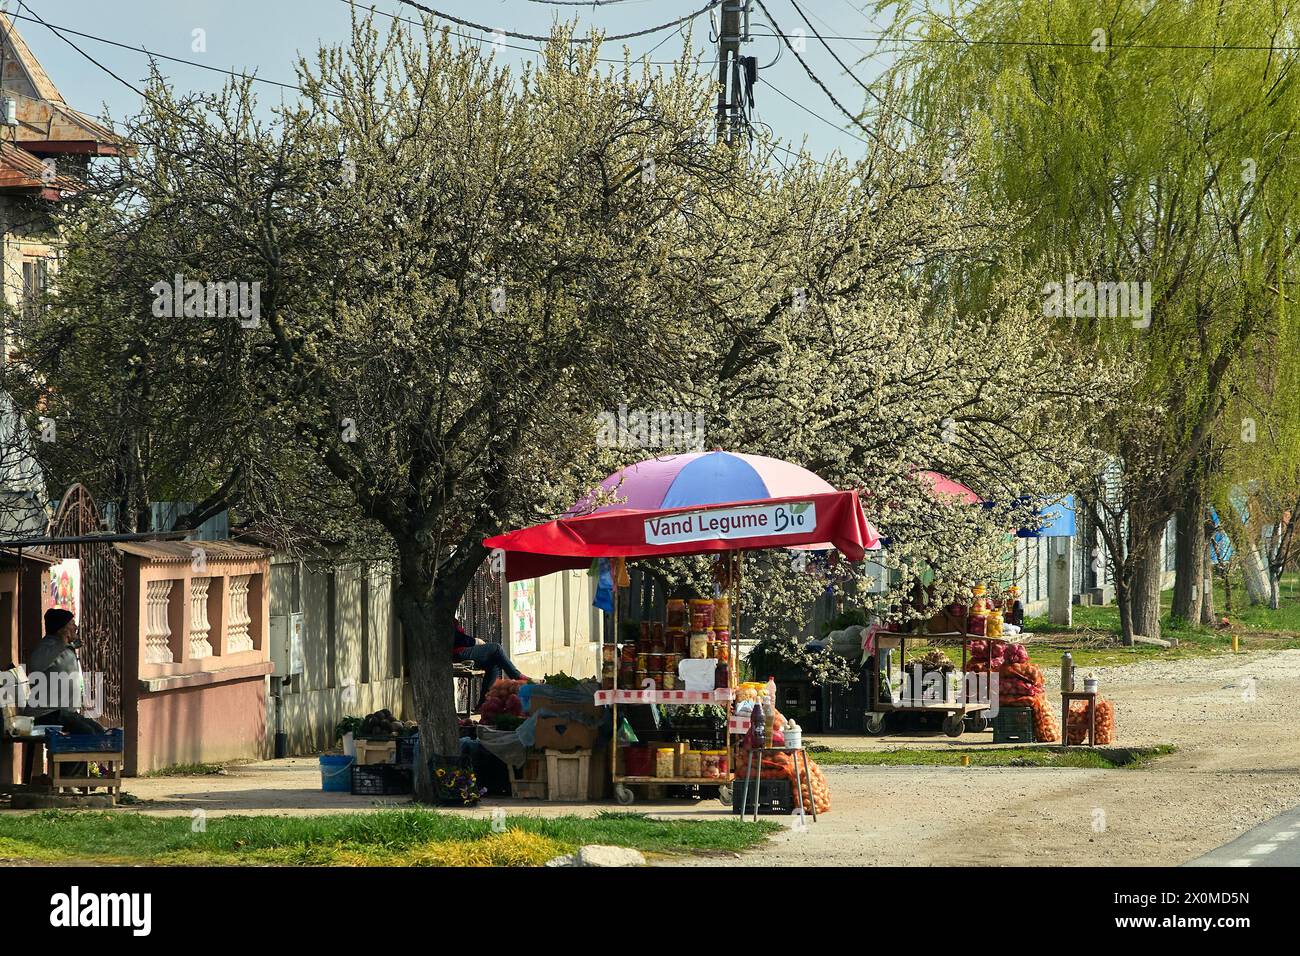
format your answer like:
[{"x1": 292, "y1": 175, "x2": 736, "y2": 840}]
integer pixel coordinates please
[
  {"x1": 452, "y1": 618, "x2": 527, "y2": 707},
  {"x1": 24, "y1": 608, "x2": 105, "y2": 734}
]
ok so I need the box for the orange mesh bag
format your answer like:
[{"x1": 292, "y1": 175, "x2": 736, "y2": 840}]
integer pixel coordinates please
[
  {"x1": 753, "y1": 752, "x2": 831, "y2": 814},
  {"x1": 1031, "y1": 695, "x2": 1059, "y2": 742}
]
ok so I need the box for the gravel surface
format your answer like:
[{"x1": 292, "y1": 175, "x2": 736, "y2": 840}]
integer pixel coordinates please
[{"x1": 665, "y1": 649, "x2": 1300, "y2": 866}]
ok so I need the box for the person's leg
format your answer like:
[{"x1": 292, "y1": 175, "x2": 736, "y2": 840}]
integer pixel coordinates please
[
  {"x1": 483, "y1": 643, "x2": 522, "y2": 681},
  {"x1": 458, "y1": 645, "x2": 504, "y2": 707}
]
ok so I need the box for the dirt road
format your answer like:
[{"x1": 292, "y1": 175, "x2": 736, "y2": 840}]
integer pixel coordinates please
[
  {"x1": 668, "y1": 648, "x2": 1300, "y2": 866},
  {"x1": 81, "y1": 648, "x2": 1300, "y2": 866}
]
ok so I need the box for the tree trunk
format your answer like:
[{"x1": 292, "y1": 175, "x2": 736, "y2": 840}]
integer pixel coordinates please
[
  {"x1": 395, "y1": 583, "x2": 460, "y2": 803},
  {"x1": 1116, "y1": 576, "x2": 1135, "y2": 646},
  {"x1": 1241, "y1": 540, "x2": 1272, "y2": 605},
  {"x1": 1129, "y1": 524, "x2": 1165, "y2": 643},
  {"x1": 1270, "y1": 571, "x2": 1282, "y2": 611},
  {"x1": 1199, "y1": 534, "x2": 1215, "y2": 626},
  {"x1": 1172, "y1": 480, "x2": 1207, "y2": 624}
]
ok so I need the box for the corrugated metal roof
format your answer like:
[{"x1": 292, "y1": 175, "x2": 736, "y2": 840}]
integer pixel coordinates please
[{"x1": 114, "y1": 540, "x2": 271, "y2": 562}]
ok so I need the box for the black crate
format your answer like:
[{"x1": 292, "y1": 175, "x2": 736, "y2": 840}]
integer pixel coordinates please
[
  {"x1": 395, "y1": 734, "x2": 419, "y2": 767},
  {"x1": 350, "y1": 763, "x2": 413, "y2": 796},
  {"x1": 731, "y1": 776, "x2": 796, "y2": 815},
  {"x1": 992, "y1": 706, "x2": 1035, "y2": 744}
]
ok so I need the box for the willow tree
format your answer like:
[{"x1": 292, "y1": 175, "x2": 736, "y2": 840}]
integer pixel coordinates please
[{"x1": 875, "y1": 0, "x2": 1300, "y2": 642}]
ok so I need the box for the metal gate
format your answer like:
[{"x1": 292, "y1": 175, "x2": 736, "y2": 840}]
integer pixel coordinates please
[
  {"x1": 457, "y1": 559, "x2": 504, "y2": 645},
  {"x1": 47, "y1": 484, "x2": 123, "y2": 726}
]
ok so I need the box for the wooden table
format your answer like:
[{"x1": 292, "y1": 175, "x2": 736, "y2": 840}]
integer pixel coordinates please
[{"x1": 1061, "y1": 691, "x2": 1097, "y2": 747}]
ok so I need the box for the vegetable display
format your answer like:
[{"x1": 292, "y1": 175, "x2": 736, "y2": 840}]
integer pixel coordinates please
[
  {"x1": 357, "y1": 709, "x2": 416, "y2": 737},
  {"x1": 1030, "y1": 695, "x2": 1059, "y2": 742},
  {"x1": 478, "y1": 678, "x2": 527, "y2": 726},
  {"x1": 1067, "y1": 698, "x2": 1116, "y2": 744}
]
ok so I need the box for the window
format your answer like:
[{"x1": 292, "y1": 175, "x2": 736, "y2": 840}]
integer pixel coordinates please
[{"x1": 21, "y1": 257, "x2": 49, "y2": 320}]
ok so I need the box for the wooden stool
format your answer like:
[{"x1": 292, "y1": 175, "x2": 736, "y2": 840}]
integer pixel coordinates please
[
  {"x1": 51, "y1": 751, "x2": 122, "y2": 799},
  {"x1": 1061, "y1": 691, "x2": 1098, "y2": 747}
]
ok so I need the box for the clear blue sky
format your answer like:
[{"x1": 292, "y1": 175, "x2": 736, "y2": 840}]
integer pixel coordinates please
[{"x1": 7, "y1": 0, "x2": 887, "y2": 161}]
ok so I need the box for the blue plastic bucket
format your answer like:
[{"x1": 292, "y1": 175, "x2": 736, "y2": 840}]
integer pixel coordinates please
[{"x1": 319, "y1": 754, "x2": 354, "y2": 792}]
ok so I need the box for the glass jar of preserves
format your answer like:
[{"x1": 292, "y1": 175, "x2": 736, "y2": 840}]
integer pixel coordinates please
[
  {"x1": 636, "y1": 653, "x2": 650, "y2": 672},
  {"x1": 690, "y1": 632, "x2": 709, "y2": 659},
  {"x1": 714, "y1": 661, "x2": 730, "y2": 689},
  {"x1": 648, "y1": 653, "x2": 665, "y2": 672},
  {"x1": 666, "y1": 599, "x2": 688, "y2": 629},
  {"x1": 662, "y1": 672, "x2": 677, "y2": 690},
  {"x1": 601, "y1": 643, "x2": 618, "y2": 665},
  {"x1": 713, "y1": 597, "x2": 731, "y2": 626},
  {"x1": 682, "y1": 751, "x2": 703, "y2": 777},
  {"x1": 619, "y1": 665, "x2": 635, "y2": 688},
  {"x1": 689, "y1": 599, "x2": 714, "y2": 631},
  {"x1": 655, "y1": 748, "x2": 676, "y2": 778},
  {"x1": 700, "y1": 751, "x2": 722, "y2": 779}
]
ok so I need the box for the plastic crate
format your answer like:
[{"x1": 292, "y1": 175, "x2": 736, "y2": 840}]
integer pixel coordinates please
[
  {"x1": 395, "y1": 733, "x2": 419, "y2": 767},
  {"x1": 350, "y1": 763, "x2": 413, "y2": 796},
  {"x1": 43, "y1": 727, "x2": 124, "y2": 754},
  {"x1": 731, "y1": 776, "x2": 795, "y2": 815},
  {"x1": 992, "y1": 706, "x2": 1035, "y2": 744}
]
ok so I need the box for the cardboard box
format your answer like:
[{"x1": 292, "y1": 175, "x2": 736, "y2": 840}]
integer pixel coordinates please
[{"x1": 534, "y1": 716, "x2": 597, "y2": 751}]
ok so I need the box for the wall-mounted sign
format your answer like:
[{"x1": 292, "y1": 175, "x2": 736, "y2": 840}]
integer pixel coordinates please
[
  {"x1": 44, "y1": 558, "x2": 81, "y2": 626},
  {"x1": 510, "y1": 579, "x2": 537, "y2": 655}
]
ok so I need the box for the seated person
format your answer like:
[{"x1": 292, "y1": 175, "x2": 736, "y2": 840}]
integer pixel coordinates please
[
  {"x1": 23, "y1": 608, "x2": 107, "y2": 735},
  {"x1": 452, "y1": 617, "x2": 528, "y2": 708}
]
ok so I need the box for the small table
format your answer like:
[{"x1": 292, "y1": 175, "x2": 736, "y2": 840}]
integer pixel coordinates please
[
  {"x1": 1061, "y1": 691, "x2": 1097, "y2": 747},
  {"x1": 741, "y1": 746, "x2": 817, "y2": 823}
]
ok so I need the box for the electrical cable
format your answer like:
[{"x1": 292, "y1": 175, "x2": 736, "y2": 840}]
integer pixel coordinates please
[
  {"x1": 751, "y1": 0, "x2": 879, "y2": 143},
  {"x1": 789, "y1": 0, "x2": 927, "y2": 133},
  {"x1": 339, "y1": 1, "x2": 694, "y2": 65},
  {"x1": 395, "y1": 0, "x2": 724, "y2": 44},
  {"x1": 757, "y1": 76, "x2": 870, "y2": 146},
  {"x1": 7, "y1": 5, "x2": 311, "y2": 95}
]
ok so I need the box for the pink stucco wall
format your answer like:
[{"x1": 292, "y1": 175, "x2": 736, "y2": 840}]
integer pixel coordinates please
[
  {"x1": 119, "y1": 544, "x2": 273, "y2": 774},
  {"x1": 131, "y1": 675, "x2": 266, "y2": 773}
]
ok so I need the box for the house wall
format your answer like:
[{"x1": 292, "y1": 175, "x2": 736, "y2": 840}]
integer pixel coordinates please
[
  {"x1": 266, "y1": 557, "x2": 404, "y2": 756},
  {"x1": 503, "y1": 569, "x2": 601, "y2": 682}
]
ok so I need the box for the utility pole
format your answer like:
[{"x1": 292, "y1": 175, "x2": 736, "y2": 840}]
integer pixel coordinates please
[{"x1": 716, "y1": 0, "x2": 751, "y2": 145}]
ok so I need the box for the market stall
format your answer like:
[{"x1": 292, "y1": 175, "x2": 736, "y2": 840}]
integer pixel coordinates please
[{"x1": 484, "y1": 451, "x2": 879, "y2": 808}]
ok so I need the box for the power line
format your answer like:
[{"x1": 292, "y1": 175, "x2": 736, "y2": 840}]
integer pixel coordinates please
[
  {"x1": 395, "y1": 0, "x2": 723, "y2": 44},
  {"x1": 758, "y1": 76, "x2": 870, "y2": 146},
  {"x1": 6, "y1": 7, "x2": 311, "y2": 95},
  {"x1": 340, "y1": 1, "x2": 695, "y2": 65},
  {"x1": 788, "y1": 0, "x2": 927, "y2": 133},
  {"x1": 752, "y1": 0, "x2": 879, "y2": 143}
]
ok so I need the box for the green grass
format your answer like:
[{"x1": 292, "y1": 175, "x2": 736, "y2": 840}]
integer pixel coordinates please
[
  {"x1": 0, "y1": 809, "x2": 778, "y2": 866},
  {"x1": 1019, "y1": 572, "x2": 1300, "y2": 668},
  {"x1": 807, "y1": 744, "x2": 1176, "y2": 769}
]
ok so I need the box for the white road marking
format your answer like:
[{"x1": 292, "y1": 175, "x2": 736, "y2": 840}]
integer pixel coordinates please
[
  {"x1": 1247, "y1": 843, "x2": 1278, "y2": 855},
  {"x1": 1274, "y1": 831, "x2": 1297, "y2": 841},
  {"x1": 1226, "y1": 859, "x2": 1255, "y2": 867}
]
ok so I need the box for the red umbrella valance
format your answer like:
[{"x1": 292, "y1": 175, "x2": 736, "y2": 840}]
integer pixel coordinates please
[{"x1": 483, "y1": 490, "x2": 880, "y2": 582}]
